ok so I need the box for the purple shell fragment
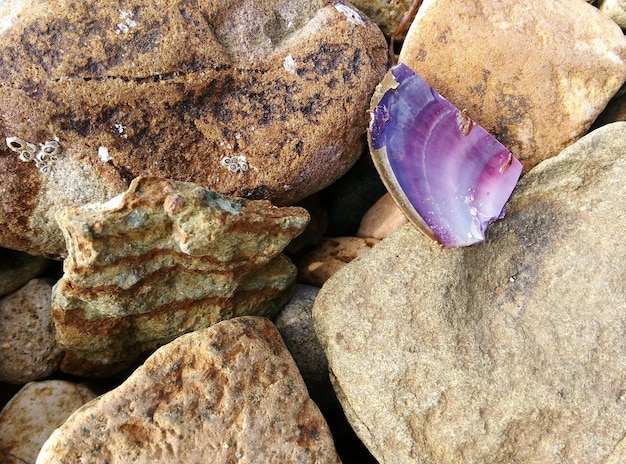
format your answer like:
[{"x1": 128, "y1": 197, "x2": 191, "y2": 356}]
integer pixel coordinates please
[{"x1": 367, "y1": 63, "x2": 523, "y2": 248}]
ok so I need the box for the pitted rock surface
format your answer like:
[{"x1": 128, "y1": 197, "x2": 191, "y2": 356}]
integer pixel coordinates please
[
  {"x1": 313, "y1": 122, "x2": 626, "y2": 463},
  {"x1": 0, "y1": 278, "x2": 62, "y2": 384},
  {"x1": 0, "y1": 0, "x2": 388, "y2": 258},
  {"x1": 52, "y1": 176, "x2": 309, "y2": 376},
  {"x1": 37, "y1": 317, "x2": 341, "y2": 464},
  {"x1": 399, "y1": 0, "x2": 626, "y2": 171},
  {"x1": 0, "y1": 381, "x2": 95, "y2": 464}
]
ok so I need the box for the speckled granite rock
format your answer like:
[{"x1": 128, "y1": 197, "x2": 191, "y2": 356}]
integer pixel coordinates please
[
  {"x1": 0, "y1": 381, "x2": 95, "y2": 464},
  {"x1": 52, "y1": 176, "x2": 309, "y2": 377},
  {"x1": 0, "y1": 0, "x2": 387, "y2": 258},
  {"x1": 37, "y1": 317, "x2": 341, "y2": 464},
  {"x1": 399, "y1": 0, "x2": 626, "y2": 171},
  {"x1": 313, "y1": 122, "x2": 626, "y2": 463},
  {"x1": 0, "y1": 278, "x2": 62, "y2": 384},
  {"x1": 0, "y1": 249, "x2": 51, "y2": 297}
]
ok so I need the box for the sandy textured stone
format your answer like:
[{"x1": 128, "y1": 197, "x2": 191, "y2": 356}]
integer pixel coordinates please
[
  {"x1": 37, "y1": 317, "x2": 341, "y2": 464},
  {"x1": 0, "y1": 0, "x2": 387, "y2": 258},
  {"x1": 273, "y1": 284, "x2": 335, "y2": 409},
  {"x1": 313, "y1": 122, "x2": 626, "y2": 463},
  {"x1": 0, "y1": 278, "x2": 62, "y2": 384},
  {"x1": 0, "y1": 248, "x2": 51, "y2": 297},
  {"x1": 399, "y1": 0, "x2": 626, "y2": 171},
  {"x1": 357, "y1": 192, "x2": 407, "y2": 239},
  {"x1": 598, "y1": 0, "x2": 626, "y2": 28},
  {"x1": 0, "y1": 381, "x2": 95, "y2": 464},
  {"x1": 52, "y1": 176, "x2": 309, "y2": 376},
  {"x1": 296, "y1": 236, "x2": 380, "y2": 286}
]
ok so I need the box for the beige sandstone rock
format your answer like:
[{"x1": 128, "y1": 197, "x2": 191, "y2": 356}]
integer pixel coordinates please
[
  {"x1": 0, "y1": 0, "x2": 388, "y2": 258},
  {"x1": 0, "y1": 278, "x2": 62, "y2": 384},
  {"x1": 399, "y1": 0, "x2": 626, "y2": 171},
  {"x1": 313, "y1": 122, "x2": 626, "y2": 463},
  {"x1": 37, "y1": 317, "x2": 341, "y2": 464},
  {"x1": 0, "y1": 380, "x2": 95, "y2": 464},
  {"x1": 357, "y1": 192, "x2": 407, "y2": 239},
  {"x1": 296, "y1": 236, "x2": 380, "y2": 286},
  {"x1": 52, "y1": 176, "x2": 309, "y2": 377}
]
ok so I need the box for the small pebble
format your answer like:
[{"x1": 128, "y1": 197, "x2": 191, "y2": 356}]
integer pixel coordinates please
[
  {"x1": 357, "y1": 192, "x2": 408, "y2": 239},
  {"x1": 273, "y1": 284, "x2": 337, "y2": 409},
  {"x1": 0, "y1": 278, "x2": 62, "y2": 384},
  {"x1": 296, "y1": 237, "x2": 380, "y2": 286},
  {"x1": 0, "y1": 248, "x2": 52, "y2": 297}
]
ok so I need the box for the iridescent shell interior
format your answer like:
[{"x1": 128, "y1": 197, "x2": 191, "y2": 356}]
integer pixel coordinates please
[{"x1": 368, "y1": 63, "x2": 522, "y2": 248}]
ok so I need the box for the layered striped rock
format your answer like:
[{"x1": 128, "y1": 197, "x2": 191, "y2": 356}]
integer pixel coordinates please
[{"x1": 51, "y1": 176, "x2": 309, "y2": 377}]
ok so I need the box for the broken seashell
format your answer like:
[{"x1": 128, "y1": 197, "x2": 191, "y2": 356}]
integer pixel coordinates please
[{"x1": 368, "y1": 63, "x2": 523, "y2": 248}]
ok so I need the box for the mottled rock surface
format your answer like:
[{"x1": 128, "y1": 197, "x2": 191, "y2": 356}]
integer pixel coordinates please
[
  {"x1": 0, "y1": 278, "x2": 62, "y2": 384},
  {"x1": 399, "y1": 0, "x2": 626, "y2": 171},
  {"x1": 274, "y1": 284, "x2": 335, "y2": 409},
  {"x1": 38, "y1": 317, "x2": 341, "y2": 464},
  {"x1": 296, "y1": 236, "x2": 380, "y2": 286},
  {"x1": 0, "y1": 248, "x2": 51, "y2": 297},
  {"x1": 0, "y1": 381, "x2": 95, "y2": 464},
  {"x1": 313, "y1": 122, "x2": 626, "y2": 463},
  {"x1": 52, "y1": 176, "x2": 309, "y2": 376},
  {"x1": 0, "y1": 0, "x2": 388, "y2": 258}
]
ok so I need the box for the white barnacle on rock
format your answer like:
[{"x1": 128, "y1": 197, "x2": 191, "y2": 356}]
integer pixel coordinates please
[
  {"x1": 6, "y1": 136, "x2": 62, "y2": 172},
  {"x1": 115, "y1": 10, "x2": 137, "y2": 34},
  {"x1": 283, "y1": 54, "x2": 296, "y2": 74},
  {"x1": 6, "y1": 136, "x2": 37, "y2": 162},
  {"x1": 334, "y1": 3, "x2": 365, "y2": 26},
  {"x1": 221, "y1": 155, "x2": 249, "y2": 174},
  {"x1": 98, "y1": 146, "x2": 112, "y2": 162}
]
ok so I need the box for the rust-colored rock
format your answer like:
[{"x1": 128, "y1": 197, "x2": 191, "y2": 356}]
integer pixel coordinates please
[
  {"x1": 37, "y1": 317, "x2": 341, "y2": 464},
  {"x1": 0, "y1": 0, "x2": 387, "y2": 258},
  {"x1": 399, "y1": 0, "x2": 626, "y2": 171},
  {"x1": 51, "y1": 176, "x2": 309, "y2": 376}
]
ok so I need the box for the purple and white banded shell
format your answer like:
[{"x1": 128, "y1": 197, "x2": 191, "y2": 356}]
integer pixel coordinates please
[{"x1": 368, "y1": 63, "x2": 522, "y2": 248}]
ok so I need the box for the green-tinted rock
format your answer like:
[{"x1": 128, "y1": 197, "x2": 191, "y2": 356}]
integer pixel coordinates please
[{"x1": 52, "y1": 176, "x2": 309, "y2": 377}]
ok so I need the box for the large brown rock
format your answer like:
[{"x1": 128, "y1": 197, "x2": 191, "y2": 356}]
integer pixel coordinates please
[
  {"x1": 313, "y1": 122, "x2": 626, "y2": 463},
  {"x1": 0, "y1": 0, "x2": 388, "y2": 258},
  {"x1": 52, "y1": 176, "x2": 309, "y2": 376},
  {"x1": 399, "y1": 0, "x2": 626, "y2": 171},
  {"x1": 37, "y1": 317, "x2": 341, "y2": 464}
]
